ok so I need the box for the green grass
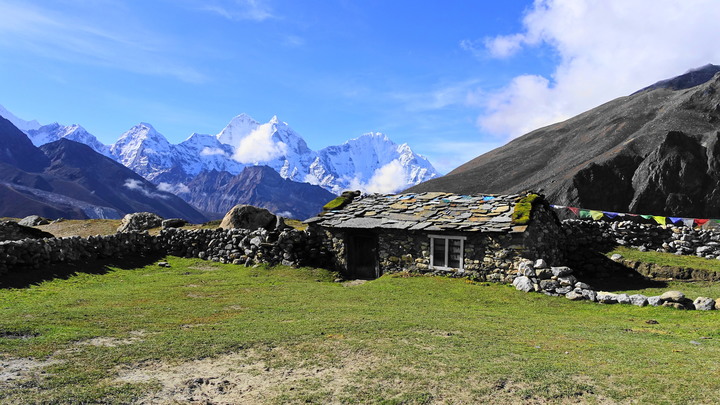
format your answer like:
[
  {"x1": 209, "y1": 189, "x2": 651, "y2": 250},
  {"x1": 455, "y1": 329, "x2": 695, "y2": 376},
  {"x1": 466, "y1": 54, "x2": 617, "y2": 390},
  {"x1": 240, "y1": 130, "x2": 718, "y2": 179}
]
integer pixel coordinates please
[
  {"x1": 608, "y1": 246, "x2": 720, "y2": 273},
  {"x1": 2, "y1": 258, "x2": 720, "y2": 403}
]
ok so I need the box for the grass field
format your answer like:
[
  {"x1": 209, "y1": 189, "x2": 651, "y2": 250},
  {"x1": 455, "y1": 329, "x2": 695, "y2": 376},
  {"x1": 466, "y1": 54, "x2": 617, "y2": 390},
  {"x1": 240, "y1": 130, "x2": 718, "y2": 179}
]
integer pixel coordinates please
[
  {"x1": 608, "y1": 245, "x2": 720, "y2": 273},
  {"x1": 2, "y1": 257, "x2": 720, "y2": 404}
]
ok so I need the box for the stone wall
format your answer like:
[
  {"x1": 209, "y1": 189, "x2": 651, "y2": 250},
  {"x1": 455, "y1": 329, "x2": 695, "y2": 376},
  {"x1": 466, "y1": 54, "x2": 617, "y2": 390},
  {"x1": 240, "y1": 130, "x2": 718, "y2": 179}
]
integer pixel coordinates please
[
  {"x1": 0, "y1": 232, "x2": 160, "y2": 274},
  {"x1": 0, "y1": 227, "x2": 331, "y2": 277},
  {"x1": 563, "y1": 219, "x2": 720, "y2": 258}
]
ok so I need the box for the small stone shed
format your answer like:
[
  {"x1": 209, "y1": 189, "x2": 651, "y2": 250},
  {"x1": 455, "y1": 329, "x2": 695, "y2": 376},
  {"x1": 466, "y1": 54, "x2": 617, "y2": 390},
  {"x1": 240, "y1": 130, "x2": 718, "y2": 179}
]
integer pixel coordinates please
[{"x1": 305, "y1": 192, "x2": 565, "y2": 280}]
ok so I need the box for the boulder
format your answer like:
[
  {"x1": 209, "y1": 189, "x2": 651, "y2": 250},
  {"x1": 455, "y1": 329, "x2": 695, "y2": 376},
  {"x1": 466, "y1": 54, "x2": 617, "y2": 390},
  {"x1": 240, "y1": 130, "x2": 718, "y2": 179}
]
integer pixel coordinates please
[
  {"x1": 616, "y1": 293, "x2": 631, "y2": 305},
  {"x1": 117, "y1": 212, "x2": 163, "y2": 233},
  {"x1": 512, "y1": 276, "x2": 535, "y2": 292},
  {"x1": 0, "y1": 220, "x2": 54, "y2": 241},
  {"x1": 565, "y1": 291, "x2": 584, "y2": 300},
  {"x1": 629, "y1": 294, "x2": 648, "y2": 307},
  {"x1": 551, "y1": 266, "x2": 573, "y2": 277},
  {"x1": 539, "y1": 279, "x2": 559, "y2": 292},
  {"x1": 610, "y1": 253, "x2": 623, "y2": 261},
  {"x1": 534, "y1": 259, "x2": 548, "y2": 269},
  {"x1": 162, "y1": 218, "x2": 187, "y2": 229},
  {"x1": 647, "y1": 296, "x2": 663, "y2": 306},
  {"x1": 659, "y1": 291, "x2": 685, "y2": 302},
  {"x1": 220, "y1": 205, "x2": 278, "y2": 231},
  {"x1": 517, "y1": 261, "x2": 535, "y2": 277},
  {"x1": 18, "y1": 215, "x2": 50, "y2": 226},
  {"x1": 597, "y1": 292, "x2": 618, "y2": 304},
  {"x1": 581, "y1": 289, "x2": 597, "y2": 302},
  {"x1": 575, "y1": 281, "x2": 591, "y2": 290},
  {"x1": 693, "y1": 297, "x2": 715, "y2": 311},
  {"x1": 558, "y1": 275, "x2": 578, "y2": 287},
  {"x1": 536, "y1": 268, "x2": 552, "y2": 280}
]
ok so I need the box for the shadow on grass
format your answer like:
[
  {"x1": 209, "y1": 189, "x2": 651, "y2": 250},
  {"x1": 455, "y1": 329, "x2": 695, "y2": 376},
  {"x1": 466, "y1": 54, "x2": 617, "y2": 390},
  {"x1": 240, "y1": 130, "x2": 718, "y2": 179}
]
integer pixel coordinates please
[
  {"x1": 569, "y1": 248, "x2": 668, "y2": 292},
  {"x1": 0, "y1": 251, "x2": 166, "y2": 289}
]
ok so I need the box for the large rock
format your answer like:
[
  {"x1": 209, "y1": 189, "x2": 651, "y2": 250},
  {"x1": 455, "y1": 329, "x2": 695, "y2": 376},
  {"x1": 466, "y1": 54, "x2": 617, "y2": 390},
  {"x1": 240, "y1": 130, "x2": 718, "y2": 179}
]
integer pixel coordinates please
[
  {"x1": 117, "y1": 212, "x2": 163, "y2": 233},
  {"x1": 220, "y1": 205, "x2": 278, "y2": 231},
  {"x1": 512, "y1": 276, "x2": 535, "y2": 292},
  {"x1": 629, "y1": 294, "x2": 648, "y2": 307},
  {"x1": 551, "y1": 266, "x2": 573, "y2": 277},
  {"x1": 0, "y1": 220, "x2": 54, "y2": 241},
  {"x1": 660, "y1": 291, "x2": 685, "y2": 302},
  {"x1": 693, "y1": 297, "x2": 715, "y2": 311},
  {"x1": 18, "y1": 215, "x2": 50, "y2": 226},
  {"x1": 597, "y1": 292, "x2": 618, "y2": 304}
]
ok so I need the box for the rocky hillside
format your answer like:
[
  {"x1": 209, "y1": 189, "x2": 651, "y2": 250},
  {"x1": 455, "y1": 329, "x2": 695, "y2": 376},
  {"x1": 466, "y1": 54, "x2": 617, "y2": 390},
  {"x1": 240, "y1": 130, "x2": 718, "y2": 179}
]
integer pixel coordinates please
[
  {"x1": 178, "y1": 166, "x2": 336, "y2": 220},
  {"x1": 409, "y1": 64, "x2": 720, "y2": 218},
  {"x1": 0, "y1": 116, "x2": 207, "y2": 222}
]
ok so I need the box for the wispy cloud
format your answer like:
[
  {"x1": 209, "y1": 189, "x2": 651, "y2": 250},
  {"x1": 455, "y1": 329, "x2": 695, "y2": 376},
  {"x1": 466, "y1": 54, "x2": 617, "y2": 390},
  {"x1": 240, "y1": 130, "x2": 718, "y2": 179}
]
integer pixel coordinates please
[
  {"x1": 189, "y1": 0, "x2": 276, "y2": 21},
  {"x1": 0, "y1": 1, "x2": 206, "y2": 83},
  {"x1": 388, "y1": 80, "x2": 481, "y2": 112}
]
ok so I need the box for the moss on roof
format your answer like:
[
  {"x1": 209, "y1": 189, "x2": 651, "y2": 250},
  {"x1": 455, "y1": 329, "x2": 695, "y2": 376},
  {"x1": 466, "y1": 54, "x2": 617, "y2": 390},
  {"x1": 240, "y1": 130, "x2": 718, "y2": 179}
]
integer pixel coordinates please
[{"x1": 511, "y1": 193, "x2": 540, "y2": 225}]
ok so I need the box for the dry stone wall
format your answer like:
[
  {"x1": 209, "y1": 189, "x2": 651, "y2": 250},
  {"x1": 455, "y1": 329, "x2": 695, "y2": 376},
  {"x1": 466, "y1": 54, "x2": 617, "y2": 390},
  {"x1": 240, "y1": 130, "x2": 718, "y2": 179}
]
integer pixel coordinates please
[
  {"x1": 563, "y1": 219, "x2": 720, "y2": 258},
  {"x1": 0, "y1": 227, "x2": 330, "y2": 277}
]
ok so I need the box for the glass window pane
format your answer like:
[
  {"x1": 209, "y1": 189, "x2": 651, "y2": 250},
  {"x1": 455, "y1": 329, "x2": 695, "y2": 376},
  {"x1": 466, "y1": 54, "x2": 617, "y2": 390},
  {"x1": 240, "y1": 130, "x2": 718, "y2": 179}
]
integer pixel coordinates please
[
  {"x1": 448, "y1": 239, "x2": 462, "y2": 268},
  {"x1": 432, "y1": 238, "x2": 446, "y2": 267}
]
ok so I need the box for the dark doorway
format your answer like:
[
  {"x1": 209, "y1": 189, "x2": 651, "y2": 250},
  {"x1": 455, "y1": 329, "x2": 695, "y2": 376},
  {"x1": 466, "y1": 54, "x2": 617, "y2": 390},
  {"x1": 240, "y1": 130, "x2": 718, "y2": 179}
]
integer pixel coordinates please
[{"x1": 347, "y1": 233, "x2": 379, "y2": 279}]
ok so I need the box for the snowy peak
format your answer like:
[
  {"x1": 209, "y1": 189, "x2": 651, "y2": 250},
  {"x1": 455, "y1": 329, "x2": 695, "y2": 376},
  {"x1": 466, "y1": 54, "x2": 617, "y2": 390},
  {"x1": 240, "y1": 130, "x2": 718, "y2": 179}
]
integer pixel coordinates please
[
  {"x1": 26, "y1": 122, "x2": 110, "y2": 156},
  {"x1": 216, "y1": 113, "x2": 260, "y2": 146},
  {"x1": 111, "y1": 123, "x2": 174, "y2": 179},
  {"x1": 0, "y1": 104, "x2": 41, "y2": 132}
]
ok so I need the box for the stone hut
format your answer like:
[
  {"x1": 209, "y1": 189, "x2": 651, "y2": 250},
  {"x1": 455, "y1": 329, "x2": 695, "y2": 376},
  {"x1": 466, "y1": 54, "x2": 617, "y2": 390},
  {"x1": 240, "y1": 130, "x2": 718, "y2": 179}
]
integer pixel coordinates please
[{"x1": 305, "y1": 192, "x2": 565, "y2": 280}]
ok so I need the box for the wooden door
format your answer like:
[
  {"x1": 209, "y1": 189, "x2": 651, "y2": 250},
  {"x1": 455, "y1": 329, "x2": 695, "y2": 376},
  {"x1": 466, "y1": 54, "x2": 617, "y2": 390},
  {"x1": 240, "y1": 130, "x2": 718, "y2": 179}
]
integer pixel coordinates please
[{"x1": 347, "y1": 233, "x2": 379, "y2": 279}]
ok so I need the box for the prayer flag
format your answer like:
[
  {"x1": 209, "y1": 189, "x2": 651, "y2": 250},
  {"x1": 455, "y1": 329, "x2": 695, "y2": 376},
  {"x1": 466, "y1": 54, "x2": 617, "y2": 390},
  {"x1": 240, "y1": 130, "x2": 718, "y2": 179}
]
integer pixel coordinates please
[
  {"x1": 652, "y1": 216, "x2": 666, "y2": 226},
  {"x1": 579, "y1": 209, "x2": 591, "y2": 219},
  {"x1": 640, "y1": 215, "x2": 653, "y2": 220},
  {"x1": 590, "y1": 210, "x2": 604, "y2": 220},
  {"x1": 682, "y1": 218, "x2": 695, "y2": 228},
  {"x1": 603, "y1": 211, "x2": 618, "y2": 219},
  {"x1": 568, "y1": 207, "x2": 580, "y2": 216},
  {"x1": 695, "y1": 219, "x2": 709, "y2": 226},
  {"x1": 668, "y1": 217, "x2": 683, "y2": 224}
]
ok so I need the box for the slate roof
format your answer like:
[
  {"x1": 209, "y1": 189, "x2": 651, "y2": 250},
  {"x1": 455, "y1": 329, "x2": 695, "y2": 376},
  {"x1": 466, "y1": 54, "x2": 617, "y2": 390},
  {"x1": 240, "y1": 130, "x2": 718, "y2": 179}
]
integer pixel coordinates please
[{"x1": 305, "y1": 192, "x2": 531, "y2": 233}]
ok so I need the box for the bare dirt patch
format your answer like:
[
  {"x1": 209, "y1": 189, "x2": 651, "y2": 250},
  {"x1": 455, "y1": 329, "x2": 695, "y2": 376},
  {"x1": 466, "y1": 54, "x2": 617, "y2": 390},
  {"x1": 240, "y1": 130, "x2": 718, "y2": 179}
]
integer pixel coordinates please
[
  {"x1": 76, "y1": 331, "x2": 148, "y2": 348},
  {"x1": 115, "y1": 345, "x2": 382, "y2": 404},
  {"x1": 0, "y1": 357, "x2": 60, "y2": 384}
]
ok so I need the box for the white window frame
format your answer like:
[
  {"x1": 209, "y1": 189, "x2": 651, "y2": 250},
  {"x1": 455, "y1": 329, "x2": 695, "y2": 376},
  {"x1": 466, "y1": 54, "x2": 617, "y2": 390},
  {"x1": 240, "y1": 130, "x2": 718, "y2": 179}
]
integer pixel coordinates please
[{"x1": 429, "y1": 234, "x2": 466, "y2": 270}]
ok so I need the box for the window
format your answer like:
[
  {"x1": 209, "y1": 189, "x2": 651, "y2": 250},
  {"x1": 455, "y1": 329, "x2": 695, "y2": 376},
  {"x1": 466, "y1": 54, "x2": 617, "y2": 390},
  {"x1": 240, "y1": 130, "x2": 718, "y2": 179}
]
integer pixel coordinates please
[{"x1": 429, "y1": 235, "x2": 465, "y2": 270}]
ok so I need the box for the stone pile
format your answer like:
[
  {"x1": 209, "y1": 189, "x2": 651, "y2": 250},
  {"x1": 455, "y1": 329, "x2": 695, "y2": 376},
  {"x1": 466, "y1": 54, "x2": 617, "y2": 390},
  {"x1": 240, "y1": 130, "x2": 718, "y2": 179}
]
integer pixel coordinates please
[
  {"x1": 0, "y1": 232, "x2": 159, "y2": 274},
  {"x1": 564, "y1": 219, "x2": 720, "y2": 259},
  {"x1": 117, "y1": 212, "x2": 164, "y2": 233},
  {"x1": 0, "y1": 220, "x2": 54, "y2": 242},
  {"x1": 156, "y1": 227, "x2": 322, "y2": 267},
  {"x1": 510, "y1": 259, "x2": 719, "y2": 310}
]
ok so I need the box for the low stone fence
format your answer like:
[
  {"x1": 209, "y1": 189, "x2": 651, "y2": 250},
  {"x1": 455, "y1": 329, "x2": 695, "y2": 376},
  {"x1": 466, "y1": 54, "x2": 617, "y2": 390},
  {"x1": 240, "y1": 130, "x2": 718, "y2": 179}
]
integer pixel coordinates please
[
  {"x1": 156, "y1": 227, "x2": 329, "y2": 268},
  {"x1": 0, "y1": 227, "x2": 331, "y2": 276},
  {"x1": 0, "y1": 232, "x2": 160, "y2": 274},
  {"x1": 563, "y1": 219, "x2": 720, "y2": 258}
]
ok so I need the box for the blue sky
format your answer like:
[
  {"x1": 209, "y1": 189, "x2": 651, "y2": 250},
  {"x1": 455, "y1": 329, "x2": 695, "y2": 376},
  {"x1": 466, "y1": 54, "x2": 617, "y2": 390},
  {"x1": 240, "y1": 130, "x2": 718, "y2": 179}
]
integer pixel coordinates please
[{"x1": 2, "y1": 0, "x2": 720, "y2": 173}]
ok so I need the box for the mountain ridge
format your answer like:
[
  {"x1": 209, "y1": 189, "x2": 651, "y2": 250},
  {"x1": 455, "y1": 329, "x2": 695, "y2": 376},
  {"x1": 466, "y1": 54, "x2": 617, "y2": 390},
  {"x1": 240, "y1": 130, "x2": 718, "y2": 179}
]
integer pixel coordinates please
[{"x1": 408, "y1": 64, "x2": 720, "y2": 218}]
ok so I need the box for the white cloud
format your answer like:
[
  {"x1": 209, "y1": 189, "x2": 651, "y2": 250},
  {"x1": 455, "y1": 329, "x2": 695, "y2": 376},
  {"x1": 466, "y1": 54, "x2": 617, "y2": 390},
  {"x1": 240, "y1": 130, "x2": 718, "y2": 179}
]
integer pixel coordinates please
[
  {"x1": 0, "y1": 1, "x2": 206, "y2": 83},
  {"x1": 200, "y1": 147, "x2": 227, "y2": 156},
  {"x1": 157, "y1": 182, "x2": 191, "y2": 195},
  {"x1": 348, "y1": 161, "x2": 407, "y2": 194},
  {"x1": 123, "y1": 179, "x2": 170, "y2": 199},
  {"x1": 192, "y1": 0, "x2": 275, "y2": 21},
  {"x1": 231, "y1": 125, "x2": 288, "y2": 163},
  {"x1": 477, "y1": 0, "x2": 720, "y2": 138}
]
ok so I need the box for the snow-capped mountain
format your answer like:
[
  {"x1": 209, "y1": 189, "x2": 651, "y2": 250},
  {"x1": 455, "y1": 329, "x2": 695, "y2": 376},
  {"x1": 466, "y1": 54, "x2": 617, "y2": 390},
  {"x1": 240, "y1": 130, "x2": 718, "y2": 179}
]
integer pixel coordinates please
[
  {"x1": 1, "y1": 106, "x2": 441, "y2": 196},
  {"x1": 28, "y1": 123, "x2": 110, "y2": 156},
  {"x1": 0, "y1": 104, "x2": 41, "y2": 132},
  {"x1": 109, "y1": 114, "x2": 440, "y2": 194}
]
